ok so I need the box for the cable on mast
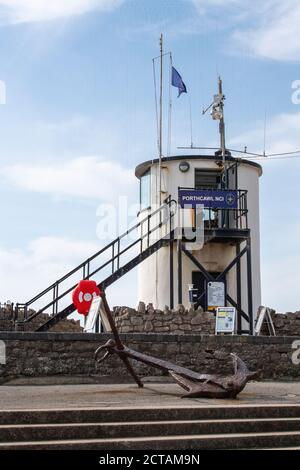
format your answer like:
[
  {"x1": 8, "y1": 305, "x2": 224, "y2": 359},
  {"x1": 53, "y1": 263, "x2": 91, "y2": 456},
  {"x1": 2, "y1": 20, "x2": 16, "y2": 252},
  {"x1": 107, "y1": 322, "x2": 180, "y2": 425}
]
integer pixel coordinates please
[
  {"x1": 177, "y1": 145, "x2": 300, "y2": 161},
  {"x1": 158, "y1": 33, "x2": 163, "y2": 207},
  {"x1": 189, "y1": 96, "x2": 194, "y2": 148},
  {"x1": 263, "y1": 110, "x2": 267, "y2": 157}
]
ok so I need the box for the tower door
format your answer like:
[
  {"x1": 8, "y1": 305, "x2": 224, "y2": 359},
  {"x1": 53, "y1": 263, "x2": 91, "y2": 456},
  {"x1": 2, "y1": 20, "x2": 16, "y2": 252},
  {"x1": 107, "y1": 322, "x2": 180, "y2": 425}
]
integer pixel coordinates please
[{"x1": 192, "y1": 271, "x2": 222, "y2": 310}]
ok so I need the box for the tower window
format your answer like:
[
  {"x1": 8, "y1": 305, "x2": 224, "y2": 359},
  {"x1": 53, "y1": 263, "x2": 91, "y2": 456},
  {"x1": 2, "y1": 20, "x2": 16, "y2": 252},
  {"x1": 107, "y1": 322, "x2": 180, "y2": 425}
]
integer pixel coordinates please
[
  {"x1": 195, "y1": 169, "x2": 221, "y2": 189},
  {"x1": 140, "y1": 170, "x2": 151, "y2": 210}
]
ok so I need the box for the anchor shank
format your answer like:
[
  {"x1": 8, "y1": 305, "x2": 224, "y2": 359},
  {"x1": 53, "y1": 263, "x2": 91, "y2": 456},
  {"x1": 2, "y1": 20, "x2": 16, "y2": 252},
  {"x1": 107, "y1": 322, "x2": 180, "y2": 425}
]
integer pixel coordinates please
[
  {"x1": 101, "y1": 292, "x2": 124, "y2": 351},
  {"x1": 122, "y1": 346, "x2": 210, "y2": 381}
]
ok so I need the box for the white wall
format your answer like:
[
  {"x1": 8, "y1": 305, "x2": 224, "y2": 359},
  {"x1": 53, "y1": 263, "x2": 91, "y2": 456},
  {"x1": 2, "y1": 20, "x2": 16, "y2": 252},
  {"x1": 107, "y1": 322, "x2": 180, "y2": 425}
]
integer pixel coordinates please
[{"x1": 137, "y1": 157, "x2": 262, "y2": 328}]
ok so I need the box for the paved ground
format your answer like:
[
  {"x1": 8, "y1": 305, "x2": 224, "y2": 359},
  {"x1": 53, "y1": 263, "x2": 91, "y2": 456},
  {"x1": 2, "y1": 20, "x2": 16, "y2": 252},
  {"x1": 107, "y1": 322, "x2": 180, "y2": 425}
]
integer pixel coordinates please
[{"x1": 0, "y1": 381, "x2": 299, "y2": 410}]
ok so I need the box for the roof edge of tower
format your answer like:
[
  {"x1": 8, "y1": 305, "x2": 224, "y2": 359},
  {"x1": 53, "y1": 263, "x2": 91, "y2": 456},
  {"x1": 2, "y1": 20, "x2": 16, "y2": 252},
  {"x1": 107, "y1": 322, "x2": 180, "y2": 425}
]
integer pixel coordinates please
[{"x1": 135, "y1": 155, "x2": 263, "y2": 178}]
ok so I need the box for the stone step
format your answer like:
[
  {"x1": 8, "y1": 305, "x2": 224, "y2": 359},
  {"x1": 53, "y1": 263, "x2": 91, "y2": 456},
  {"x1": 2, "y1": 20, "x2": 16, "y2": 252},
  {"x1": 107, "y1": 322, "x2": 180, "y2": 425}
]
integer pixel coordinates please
[
  {"x1": 0, "y1": 431, "x2": 299, "y2": 450},
  {"x1": 1, "y1": 404, "x2": 299, "y2": 425},
  {"x1": 0, "y1": 418, "x2": 299, "y2": 442},
  {"x1": 263, "y1": 447, "x2": 300, "y2": 450}
]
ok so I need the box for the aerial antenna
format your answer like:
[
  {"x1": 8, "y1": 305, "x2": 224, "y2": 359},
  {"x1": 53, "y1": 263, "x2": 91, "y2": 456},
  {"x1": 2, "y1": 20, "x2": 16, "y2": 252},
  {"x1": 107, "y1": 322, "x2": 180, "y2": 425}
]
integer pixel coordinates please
[
  {"x1": 202, "y1": 76, "x2": 226, "y2": 164},
  {"x1": 263, "y1": 110, "x2": 267, "y2": 157},
  {"x1": 189, "y1": 96, "x2": 194, "y2": 148}
]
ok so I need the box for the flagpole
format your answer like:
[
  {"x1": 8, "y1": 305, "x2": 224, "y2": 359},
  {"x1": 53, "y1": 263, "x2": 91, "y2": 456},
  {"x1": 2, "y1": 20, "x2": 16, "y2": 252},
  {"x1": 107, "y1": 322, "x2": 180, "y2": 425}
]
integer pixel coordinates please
[
  {"x1": 167, "y1": 52, "x2": 172, "y2": 157},
  {"x1": 159, "y1": 33, "x2": 163, "y2": 206}
]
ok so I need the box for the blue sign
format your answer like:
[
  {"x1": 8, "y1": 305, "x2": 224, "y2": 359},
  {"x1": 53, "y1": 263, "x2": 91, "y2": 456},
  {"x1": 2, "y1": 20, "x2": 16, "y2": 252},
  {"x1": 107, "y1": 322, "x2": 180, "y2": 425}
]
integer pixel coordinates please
[{"x1": 178, "y1": 189, "x2": 238, "y2": 209}]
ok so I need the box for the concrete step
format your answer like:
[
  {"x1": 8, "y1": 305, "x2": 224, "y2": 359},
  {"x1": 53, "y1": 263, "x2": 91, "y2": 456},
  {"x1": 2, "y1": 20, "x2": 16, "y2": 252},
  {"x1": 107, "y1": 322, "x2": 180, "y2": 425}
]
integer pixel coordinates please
[
  {"x1": 263, "y1": 447, "x2": 300, "y2": 450},
  {"x1": 1, "y1": 404, "x2": 299, "y2": 425},
  {"x1": 0, "y1": 418, "x2": 300, "y2": 442},
  {"x1": 0, "y1": 405, "x2": 299, "y2": 450},
  {"x1": 0, "y1": 431, "x2": 300, "y2": 450}
]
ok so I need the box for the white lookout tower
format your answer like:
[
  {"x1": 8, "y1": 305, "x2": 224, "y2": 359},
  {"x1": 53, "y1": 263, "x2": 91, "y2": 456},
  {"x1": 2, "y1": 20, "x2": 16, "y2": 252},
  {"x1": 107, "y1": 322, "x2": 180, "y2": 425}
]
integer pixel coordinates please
[{"x1": 135, "y1": 77, "x2": 262, "y2": 335}]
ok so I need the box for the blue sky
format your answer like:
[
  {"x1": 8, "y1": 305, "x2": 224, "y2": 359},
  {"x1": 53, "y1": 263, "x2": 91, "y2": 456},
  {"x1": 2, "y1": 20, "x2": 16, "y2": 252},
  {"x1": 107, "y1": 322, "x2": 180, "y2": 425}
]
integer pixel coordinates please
[{"x1": 0, "y1": 0, "x2": 300, "y2": 313}]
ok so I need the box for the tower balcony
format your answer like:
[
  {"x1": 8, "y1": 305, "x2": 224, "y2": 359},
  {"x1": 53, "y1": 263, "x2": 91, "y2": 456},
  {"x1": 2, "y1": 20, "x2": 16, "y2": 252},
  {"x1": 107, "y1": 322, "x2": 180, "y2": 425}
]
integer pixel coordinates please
[{"x1": 178, "y1": 187, "x2": 249, "y2": 244}]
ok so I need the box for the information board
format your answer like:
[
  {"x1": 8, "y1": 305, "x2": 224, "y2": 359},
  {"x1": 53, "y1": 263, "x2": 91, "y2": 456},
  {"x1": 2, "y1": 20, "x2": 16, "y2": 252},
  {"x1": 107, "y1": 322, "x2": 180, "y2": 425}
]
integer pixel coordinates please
[
  {"x1": 215, "y1": 307, "x2": 236, "y2": 334},
  {"x1": 207, "y1": 281, "x2": 225, "y2": 310}
]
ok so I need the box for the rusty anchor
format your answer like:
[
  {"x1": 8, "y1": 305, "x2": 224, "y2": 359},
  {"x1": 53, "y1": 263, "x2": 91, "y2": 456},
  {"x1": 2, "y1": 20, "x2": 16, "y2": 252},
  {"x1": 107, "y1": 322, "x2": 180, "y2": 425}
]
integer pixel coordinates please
[{"x1": 94, "y1": 292, "x2": 259, "y2": 398}]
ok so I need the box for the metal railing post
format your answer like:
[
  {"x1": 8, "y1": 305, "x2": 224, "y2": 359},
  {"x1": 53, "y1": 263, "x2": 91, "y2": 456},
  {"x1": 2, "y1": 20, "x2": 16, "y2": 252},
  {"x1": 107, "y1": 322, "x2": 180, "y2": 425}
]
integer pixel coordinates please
[
  {"x1": 147, "y1": 214, "x2": 150, "y2": 248},
  {"x1": 117, "y1": 238, "x2": 120, "y2": 270}
]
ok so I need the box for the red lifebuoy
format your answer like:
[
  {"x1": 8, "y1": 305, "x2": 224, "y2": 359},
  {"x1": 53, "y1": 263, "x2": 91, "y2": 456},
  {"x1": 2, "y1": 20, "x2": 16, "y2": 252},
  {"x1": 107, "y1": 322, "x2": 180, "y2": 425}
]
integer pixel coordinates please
[{"x1": 72, "y1": 280, "x2": 101, "y2": 315}]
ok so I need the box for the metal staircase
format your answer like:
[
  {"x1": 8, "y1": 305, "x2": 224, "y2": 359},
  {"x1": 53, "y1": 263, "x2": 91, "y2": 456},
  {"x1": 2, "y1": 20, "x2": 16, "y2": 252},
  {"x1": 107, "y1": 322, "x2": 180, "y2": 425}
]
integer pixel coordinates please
[
  {"x1": 14, "y1": 189, "x2": 252, "y2": 334},
  {"x1": 14, "y1": 198, "x2": 177, "y2": 332}
]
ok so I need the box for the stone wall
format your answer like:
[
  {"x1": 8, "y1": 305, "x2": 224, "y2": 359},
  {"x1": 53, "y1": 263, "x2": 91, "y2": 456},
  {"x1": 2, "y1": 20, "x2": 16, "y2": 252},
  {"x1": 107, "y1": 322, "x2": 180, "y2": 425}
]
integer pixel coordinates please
[
  {"x1": 114, "y1": 303, "x2": 215, "y2": 335},
  {"x1": 0, "y1": 307, "x2": 83, "y2": 333},
  {"x1": 0, "y1": 332, "x2": 299, "y2": 383},
  {"x1": 1, "y1": 303, "x2": 300, "y2": 337},
  {"x1": 266, "y1": 311, "x2": 300, "y2": 336},
  {"x1": 114, "y1": 303, "x2": 300, "y2": 337}
]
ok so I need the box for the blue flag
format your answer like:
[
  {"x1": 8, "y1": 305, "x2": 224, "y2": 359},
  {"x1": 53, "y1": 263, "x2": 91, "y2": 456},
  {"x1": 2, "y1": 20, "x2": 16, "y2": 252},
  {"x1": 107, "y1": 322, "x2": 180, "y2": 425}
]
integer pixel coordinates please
[{"x1": 172, "y1": 66, "x2": 187, "y2": 97}]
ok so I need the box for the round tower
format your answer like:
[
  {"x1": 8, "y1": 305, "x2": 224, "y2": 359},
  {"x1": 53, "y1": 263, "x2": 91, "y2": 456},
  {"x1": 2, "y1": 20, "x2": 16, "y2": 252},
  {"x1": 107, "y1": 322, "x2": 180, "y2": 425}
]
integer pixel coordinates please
[{"x1": 135, "y1": 154, "x2": 262, "y2": 334}]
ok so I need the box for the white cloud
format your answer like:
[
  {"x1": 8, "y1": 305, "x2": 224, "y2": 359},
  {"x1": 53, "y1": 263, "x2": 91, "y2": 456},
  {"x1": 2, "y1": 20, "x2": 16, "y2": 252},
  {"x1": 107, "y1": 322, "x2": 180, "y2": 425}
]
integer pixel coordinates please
[
  {"x1": 0, "y1": 236, "x2": 99, "y2": 303},
  {"x1": 0, "y1": 0, "x2": 124, "y2": 24},
  {"x1": 192, "y1": 0, "x2": 300, "y2": 62},
  {"x1": 232, "y1": 1, "x2": 300, "y2": 61},
  {"x1": 262, "y1": 253, "x2": 300, "y2": 313},
  {"x1": 0, "y1": 236, "x2": 137, "y2": 316},
  {"x1": 228, "y1": 111, "x2": 300, "y2": 155},
  {"x1": 0, "y1": 155, "x2": 140, "y2": 315},
  {"x1": 1, "y1": 156, "x2": 136, "y2": 201},
  {"x1": 192, "y1": 0, "x2": 241, "y2": 14},
  {"x1": 38, "y1": 116, "x2": 90, "y2": 134}
]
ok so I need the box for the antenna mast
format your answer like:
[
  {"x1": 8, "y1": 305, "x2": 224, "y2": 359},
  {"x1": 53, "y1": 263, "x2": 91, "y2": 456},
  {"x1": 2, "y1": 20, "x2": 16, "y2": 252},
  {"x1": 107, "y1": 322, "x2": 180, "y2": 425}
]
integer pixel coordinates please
[
  {"x1": 202, "y1": 76, "x2": 226, "y2": 164},
  {"x1": 218, "y1": 77, "x2": 226, "y2": 164},
  {"x1": 158, "y1": 33, "x2": 163, "y2": 206}
]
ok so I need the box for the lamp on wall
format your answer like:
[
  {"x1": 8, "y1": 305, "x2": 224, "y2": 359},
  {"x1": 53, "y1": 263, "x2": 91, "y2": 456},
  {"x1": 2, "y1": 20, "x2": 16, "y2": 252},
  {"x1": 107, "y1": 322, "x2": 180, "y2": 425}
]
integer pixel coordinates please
[{"x1": 179, "y1": 161, "x2": 190, "y2": 173}]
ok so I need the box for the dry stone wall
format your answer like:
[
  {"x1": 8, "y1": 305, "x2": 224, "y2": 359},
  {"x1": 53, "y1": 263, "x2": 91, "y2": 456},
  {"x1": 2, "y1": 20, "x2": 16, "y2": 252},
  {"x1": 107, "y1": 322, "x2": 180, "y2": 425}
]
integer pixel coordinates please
[
  {"x1": 114, "y1": 302, "x2": 215, "y2": 335},
  {"x1": 114, "y1": 303, "x2": 300, "y2": 337},
  {"x1": 0, "y1": 307, "x2": 83, "y2": 333},
  {"x1": 265, "y1": 311, "x2": 300, "y2": 337},
  {"x1": 1, "y1": 303, "x2": 300, "y2": 337}
]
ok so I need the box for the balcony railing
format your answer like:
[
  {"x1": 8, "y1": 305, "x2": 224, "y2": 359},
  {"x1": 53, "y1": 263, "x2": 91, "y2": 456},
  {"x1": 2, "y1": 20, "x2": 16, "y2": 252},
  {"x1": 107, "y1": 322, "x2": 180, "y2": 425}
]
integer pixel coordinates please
[{"x1": 178, "y1": 187, "x2": 248, "y2": 230}]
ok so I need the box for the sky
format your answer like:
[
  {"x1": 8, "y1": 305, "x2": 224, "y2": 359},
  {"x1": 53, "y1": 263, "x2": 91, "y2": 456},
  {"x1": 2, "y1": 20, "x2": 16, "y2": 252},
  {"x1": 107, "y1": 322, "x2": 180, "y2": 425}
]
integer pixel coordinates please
[{"x1": 0, "y1": 0, "x2": 300, "y2": 316}]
